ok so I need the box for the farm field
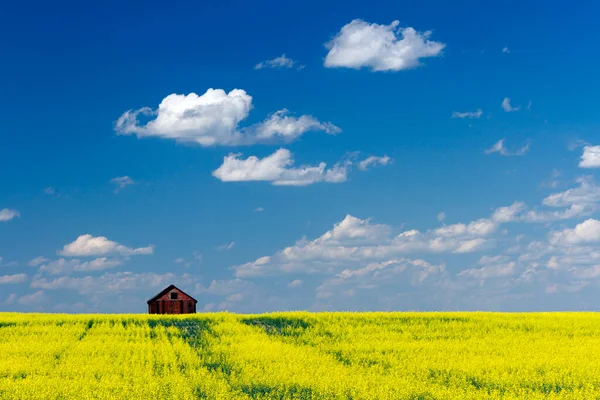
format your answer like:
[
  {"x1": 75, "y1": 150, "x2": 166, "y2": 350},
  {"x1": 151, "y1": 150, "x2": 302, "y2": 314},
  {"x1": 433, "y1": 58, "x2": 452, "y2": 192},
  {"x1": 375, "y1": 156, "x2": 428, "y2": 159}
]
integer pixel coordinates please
[{"x1": 1, "y1": 312, "x2": 600, "y2": 399}]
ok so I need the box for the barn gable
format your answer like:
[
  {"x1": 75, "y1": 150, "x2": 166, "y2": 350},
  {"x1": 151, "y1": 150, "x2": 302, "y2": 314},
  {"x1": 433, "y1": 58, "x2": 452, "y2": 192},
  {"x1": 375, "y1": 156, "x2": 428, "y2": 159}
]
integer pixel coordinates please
[{"x1": 147, "y1": 284, "x2": 197, "y2": 314}]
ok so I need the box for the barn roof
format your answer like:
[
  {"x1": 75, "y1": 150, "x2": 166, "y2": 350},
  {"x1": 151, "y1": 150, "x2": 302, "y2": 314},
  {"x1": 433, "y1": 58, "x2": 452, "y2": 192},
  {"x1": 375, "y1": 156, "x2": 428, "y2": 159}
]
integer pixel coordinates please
[{"x1": 147, "y1": 284, "x2": 198, "y2": 304}]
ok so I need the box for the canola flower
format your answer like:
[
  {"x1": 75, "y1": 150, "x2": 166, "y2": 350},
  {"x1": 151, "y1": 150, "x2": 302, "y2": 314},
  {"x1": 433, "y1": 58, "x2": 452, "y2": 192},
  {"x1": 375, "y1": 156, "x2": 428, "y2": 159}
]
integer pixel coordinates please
[{"x1": 1, "y1": 312, "x2": 600, "y2": 399}]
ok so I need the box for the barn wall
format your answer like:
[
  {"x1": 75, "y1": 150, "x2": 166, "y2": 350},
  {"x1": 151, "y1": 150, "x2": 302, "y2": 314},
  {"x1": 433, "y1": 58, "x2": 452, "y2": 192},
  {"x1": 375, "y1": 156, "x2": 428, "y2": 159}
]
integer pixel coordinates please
[{"x1": 148, "y1": 287, "x2": 197, "y2": 314}]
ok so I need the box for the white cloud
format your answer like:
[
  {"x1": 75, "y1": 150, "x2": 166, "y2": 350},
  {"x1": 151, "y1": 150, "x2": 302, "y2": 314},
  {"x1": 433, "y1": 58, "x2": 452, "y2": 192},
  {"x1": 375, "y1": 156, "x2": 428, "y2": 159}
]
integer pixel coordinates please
[
  {"x1": 501, "y1": 97, "x2": 520, "y2": 112},
  {"x1": 111, "y1": 176, "x2": 135, "y2": 191},
  {"x1": 455, "y1": 238, "x2": 487, "y2": 253},
  {"x1": 324, "y1": 19, "x2": 445, "y2": 72},
  {"x1": 358, "y1": 155, "x2": 391, "y2": 171},
  {"x1": 212, "y1": 148, "x2": 349, "y2": 186},
  {"x1": 198, "y1": 279, "x2": 253, "y2": 296},
  {"x1": 549, "y1": 219, "x2": 600, "y2": 246},
  {"x1": 437, "y1": 212, "x2": 446, "y2": 222},
  {"x1": 5, "y1": 293, "x2": 17, "y2": 305},
  {"x1": 485, "y1": 139, "x2": 529, "y2": 156},
  {"x1": 492, "y1": 202, "x2": 526, "y2": 223},
  {"x1": 502, "y1": 47, "x2": 510, "y2": 54},
  {"x1": 39, "y1": 258, "x2": 123, "y2": 275},
  {"x1": 253, "y1": 109, "x2": 340, "y2": 142},
  {"x1": 451, "y1": 109, "x2": 483, "y2": 119},
  {"x1": 116, "y1": 89, "x2": 339, "y2": 146},
  {"x1": 31, "y1": 272, "x2": 177, "y2": 296},
  {"x1": 233, "y1": 213, "x2": 499, "y2": 278},
  {"x1": 545, "y1": 282, "x2": 588, "y2": 294},
  {"x1": 520, "y1": 176, "x2": 600, "y2": 222},
  {"x1": 254, "y1": 207, "x2": 264, "y2": 212},
  {"x1": 18, "y1": 291, "x2": 47, "y2": 306},
  {"x1": 217, "y1": 242, "x2": 236, "y2": 251},
  {"x1": 579, "y1": 146, "x2": 600, "y2": 168},
  {"x1": 542, "y1": 177, "x2": 600, "y2": 208},
  {"x1": 482, "y1": 180, "x2": 599, "y2": 224},
  {"x1": 59, "y1": 234, "x2": 153, "y2": 257},
  {"x1": 255, "y1": 54, "x2": 304, "y2": 70},
  {"x1": 0, "y1": 274, "x2": 27, "y2": 284},
  {"x1": 28, "y1": 256, "x2": 50, "y2": 267},
  {"x1": 316, "y1": 258, "x2": 446, "y2": 301},
  {"x1": 288, "y1": 279, "x2": 303, "y2": 288},
  {"x1": 0, "y1": 208, "x2": 20, "y2": 222},
  {"x1": 458, "y1": 261, "x2": 516, "y2": 280}
]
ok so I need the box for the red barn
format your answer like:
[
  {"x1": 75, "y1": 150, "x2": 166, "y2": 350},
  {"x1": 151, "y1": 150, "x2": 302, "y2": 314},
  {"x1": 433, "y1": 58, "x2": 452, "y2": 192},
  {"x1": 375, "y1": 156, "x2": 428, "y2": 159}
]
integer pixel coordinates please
[{"x1": 147, "y1": 284, "x2": 197, "y2": 314}]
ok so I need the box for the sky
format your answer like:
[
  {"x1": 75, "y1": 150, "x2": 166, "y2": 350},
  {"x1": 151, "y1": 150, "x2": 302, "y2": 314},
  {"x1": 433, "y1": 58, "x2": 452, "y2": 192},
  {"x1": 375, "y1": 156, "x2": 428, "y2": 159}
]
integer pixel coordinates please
[{"x1": 2, "y1": 0, "x2": 600, "y2": 313}]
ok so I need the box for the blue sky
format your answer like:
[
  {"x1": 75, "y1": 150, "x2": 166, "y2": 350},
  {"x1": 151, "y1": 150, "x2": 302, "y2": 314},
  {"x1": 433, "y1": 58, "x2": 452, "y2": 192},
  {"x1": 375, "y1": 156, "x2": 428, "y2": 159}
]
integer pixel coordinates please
[{"x1": 2, "y1": 0, "x2": 600, "y2": 312}]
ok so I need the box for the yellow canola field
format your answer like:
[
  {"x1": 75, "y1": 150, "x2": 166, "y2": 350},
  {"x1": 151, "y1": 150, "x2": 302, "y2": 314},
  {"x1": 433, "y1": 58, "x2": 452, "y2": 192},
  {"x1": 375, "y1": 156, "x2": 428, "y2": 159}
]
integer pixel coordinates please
[{"x1": 1, "y1": 312, "x2": 600, "y2": 399}]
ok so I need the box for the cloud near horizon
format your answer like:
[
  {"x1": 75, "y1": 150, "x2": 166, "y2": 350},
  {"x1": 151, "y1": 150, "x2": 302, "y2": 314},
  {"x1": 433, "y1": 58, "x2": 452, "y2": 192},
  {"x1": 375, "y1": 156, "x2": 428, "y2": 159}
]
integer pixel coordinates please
[{"x1": 59, "y1": 234, "x2": 154, "y2": 257}]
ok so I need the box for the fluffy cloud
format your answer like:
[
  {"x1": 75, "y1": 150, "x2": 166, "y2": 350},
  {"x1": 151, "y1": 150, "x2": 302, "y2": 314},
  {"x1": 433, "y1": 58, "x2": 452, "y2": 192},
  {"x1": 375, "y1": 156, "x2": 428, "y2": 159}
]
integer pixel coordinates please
[
  {"x1": 0, "y1": 274, "x2": 27, "y2": 284},
  {"x1": 579, "y1": 146, "x2": 600, "y2": 168},
  {"x1": 316, "y1": 258, "x2": 446, "y2": 300},
  {"x1": 18, "y1": 291, "x2": 47, "y2": 306},
  {"x1": 458, "y1": 261, "x2": 516, "y2": 280},
  {"x1": 253, "y1": 109, "x2": 340, "y2": 142},
  {"x1": 116, "y1": 89, "x2": 339, "y2": 146},
  {"x1": 255, "y1": 54, "x2": 304, "y2": 70},
  {"x1": 485, "y1": 139, "x2": 529, "y2": 156},
  {"x1": 358, "y1": 155, "x2": 391, "y2": 171},
  {"x1": 59, "y1": 234, "x2": 153, "y2": 257},
  {"x1": 233, "y1": 213, "x2": 499, "y2": 278},
  {"x1": 501, "y1": 97, "x2": 521, "y2": 112},
  {"x1": 288, "y1": 279, "x2": 303, "y2": 288},
  {"x1": 111, "y1": 176, "x2": 135, "y2": 191},
  {"x1": 0, "y1": 208, "x2": 20, "y2": 222},
  {"x1": 521, "y1": 177, "x2": 600, "y2": 222},
  {"x1": 549, "y1": 219, "x2": 600, "y2": 246},
  {"x1": 492, "y1": 202, "x2": 527, "y2": 223},
  {"x1": 479, "y1": 179, "x2": 600, "y2": 224},
  {"x1": 451, "y1": 109, "x2": 483, "y2": 119},
  {"x1": 28, "y1": 256, "x2": 49, "y2": 267},
  {"x1": 212, "y1": 148, "x2": 349, "y2": 186},
  {"x1": 324, "y1": 19, "x2": 445, "y2": 71}
]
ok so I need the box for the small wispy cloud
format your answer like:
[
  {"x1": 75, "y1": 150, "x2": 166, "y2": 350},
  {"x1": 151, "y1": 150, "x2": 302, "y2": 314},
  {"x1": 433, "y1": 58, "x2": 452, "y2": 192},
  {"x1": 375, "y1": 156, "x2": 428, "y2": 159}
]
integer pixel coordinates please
[
  {"x1": 217, "y1": 242, "x2": 235, "y2": 251},
  {"x1": 358, "y1": 155, "x2": 392, "y2": 171},
  {"x1": 451, "y1": 109, "x2": 483, "y2": 119},
  {"x1": 485, "y1": 139, "x2": 530, "y2": 156},
  {"x1": 255, "y1": 54, "x2": 304, "y2": 70},
  {"x1": 502, "y1": 47, "x2": 510, "y2": 54},
  {"x1": 501, "y1": 97, "x2": 521, "y2": 112},
  {"x1": 0, "y1": 209, "x2": 20, "y2": 222},
  {"x1": 28, "y1": 256, "x2": 49, "y2": 267},
  {"x1": 288, "y1": 279, "x2": 303, "y2": 288},
  {"x1": 110, "y1": 176, "x2": 135, "y2": 192},
  {"x1": 437, "y1": 212, "x2": 446, "y2": 222},
  {"x1": 254, "y1": 207, "x2": 265, "y2": 212}
]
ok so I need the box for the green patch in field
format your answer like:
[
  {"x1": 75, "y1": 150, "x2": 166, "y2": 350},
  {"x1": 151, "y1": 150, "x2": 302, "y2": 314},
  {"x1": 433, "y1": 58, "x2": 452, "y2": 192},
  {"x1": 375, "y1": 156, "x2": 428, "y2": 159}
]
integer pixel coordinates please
[{"x1": 242, "y1": 316, "x2": 312, "y2": 337}]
